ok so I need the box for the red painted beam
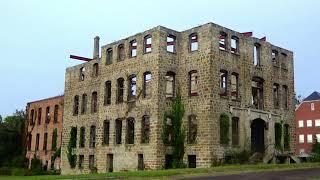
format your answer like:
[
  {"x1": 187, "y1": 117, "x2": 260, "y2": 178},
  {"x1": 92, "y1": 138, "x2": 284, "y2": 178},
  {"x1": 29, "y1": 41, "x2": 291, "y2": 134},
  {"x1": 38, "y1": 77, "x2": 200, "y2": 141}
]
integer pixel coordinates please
[
  {"x1": 260, "y1": 36, "x2": 267, "y2": 41},
  {"x1": 241, "y1": 32, "x2": 253, "y2": 37},
  {"x1": 70, "y1": 55, "x2": 92, "y2": 62}
]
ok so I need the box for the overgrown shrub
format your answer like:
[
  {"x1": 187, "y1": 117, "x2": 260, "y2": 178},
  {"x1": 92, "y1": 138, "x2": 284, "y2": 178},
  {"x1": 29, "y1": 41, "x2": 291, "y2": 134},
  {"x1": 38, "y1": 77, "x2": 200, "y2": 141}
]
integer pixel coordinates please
[
  {"x1": 220, "y1": 113, "x2": 230, "y2": 145},
  {"x1": 224, "y1": 150, "x2": 251, "y2": 164},
  {"x1": 161, "y1": 89, "x2": 186, "y2": 168},
  {"x1": 67, "y1": 127, "x2": 77, "y2": 168}
]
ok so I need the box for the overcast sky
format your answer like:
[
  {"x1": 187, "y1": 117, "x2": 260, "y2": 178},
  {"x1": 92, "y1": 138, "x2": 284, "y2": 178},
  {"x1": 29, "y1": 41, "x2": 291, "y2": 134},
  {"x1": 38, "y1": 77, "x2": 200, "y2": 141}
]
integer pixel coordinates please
[{"x1": 0, "y1": 0, "x2": 319, "y2": 117}]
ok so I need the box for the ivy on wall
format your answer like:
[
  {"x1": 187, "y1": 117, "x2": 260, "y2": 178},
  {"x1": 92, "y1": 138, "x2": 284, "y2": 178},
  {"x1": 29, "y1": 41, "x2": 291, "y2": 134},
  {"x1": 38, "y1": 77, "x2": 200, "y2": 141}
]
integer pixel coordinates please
[
  {"x1": 51, "y1": 128, "x2": 58, "y2": 151},
  {"x1": 161, "y1": 89, "x2": 186, "y2": 168},
  {"x1": 274, "y1": 122, "x2": 282, "y2": 150},
  {"x1": 220, "y1": 113, "x2": 230, "y2": 145},
  {"x1": 67, "y1": 127, "x2": 77, "y2": 168},
  {"x1": 283, "y1": 124, "x2": 290, "y2": 150}
]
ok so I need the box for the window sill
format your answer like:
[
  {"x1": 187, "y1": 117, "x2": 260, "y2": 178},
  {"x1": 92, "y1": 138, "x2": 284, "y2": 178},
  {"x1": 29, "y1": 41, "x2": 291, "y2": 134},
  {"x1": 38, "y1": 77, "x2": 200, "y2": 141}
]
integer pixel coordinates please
[
  {"x1": 129, "y1": 56, "x2": 137, "y2": 59},
  {"x1": 231, "y1": 98, "x2": 241, "y2": 102},
  {"x1": 231, "y1": 52, "x2": 240, "y2": 56},
  {"x1": 219, "y1": 48, "x2": 228, "y2": 52},
  {"x1": 143, "y1": 51, "x2": 152, "y2": 55},
  {"x1": 189, "y1": 50, "x2": 198, "y2": 53},
  {"x1": 166, "y1": 51, "x2": 177, "y2": 54},
  {"x1": 273, "y1": 64, "x2": 280, "y2": 68},
  {"x1": 140, "y1": 142, "x2": 150, "y2": 145},
  {"x1": 189, "y1": 93, "x2": 199, "y2": 97}
]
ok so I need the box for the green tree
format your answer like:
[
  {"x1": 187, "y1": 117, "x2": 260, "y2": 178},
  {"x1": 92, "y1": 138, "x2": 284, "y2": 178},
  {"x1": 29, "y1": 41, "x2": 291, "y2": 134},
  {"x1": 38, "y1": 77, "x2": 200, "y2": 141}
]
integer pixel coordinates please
[
  {"x1": 162, "y1": 90, "x2": 186, "y2": 168},
  {"x1": 0, "y1": 109, "x2": 26, "y2": 167}
]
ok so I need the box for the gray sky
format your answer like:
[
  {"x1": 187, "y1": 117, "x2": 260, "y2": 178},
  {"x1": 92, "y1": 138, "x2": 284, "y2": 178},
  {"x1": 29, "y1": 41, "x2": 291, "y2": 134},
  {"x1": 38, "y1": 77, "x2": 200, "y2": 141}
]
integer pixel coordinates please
[{"x1": 0, "y1": 0, "x2": 319, "y2": 116}]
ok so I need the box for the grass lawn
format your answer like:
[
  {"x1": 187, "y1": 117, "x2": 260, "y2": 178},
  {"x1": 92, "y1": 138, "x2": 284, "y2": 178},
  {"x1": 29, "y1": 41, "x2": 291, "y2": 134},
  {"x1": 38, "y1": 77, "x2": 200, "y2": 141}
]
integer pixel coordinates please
[{"x1": 1, "y1": 163, "x2": 320, "y2": 180}]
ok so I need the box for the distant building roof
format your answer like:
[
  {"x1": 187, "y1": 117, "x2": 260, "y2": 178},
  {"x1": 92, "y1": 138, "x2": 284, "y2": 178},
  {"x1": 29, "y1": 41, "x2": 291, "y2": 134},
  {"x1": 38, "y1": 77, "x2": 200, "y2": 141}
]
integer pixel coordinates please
[{"x1": 303, "y1": 91, "x2": 320, "y2": 101}]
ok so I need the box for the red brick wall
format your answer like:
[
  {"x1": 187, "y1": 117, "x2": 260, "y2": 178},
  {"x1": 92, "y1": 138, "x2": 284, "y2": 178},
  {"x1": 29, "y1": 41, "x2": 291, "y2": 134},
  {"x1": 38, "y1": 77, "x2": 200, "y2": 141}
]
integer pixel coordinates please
[
  {"x1": 25, "y1": 95, "x2": 64, "y2": 170},
  {"x1": 295, "y1": 100, "x2": 320, "y2": 155}
]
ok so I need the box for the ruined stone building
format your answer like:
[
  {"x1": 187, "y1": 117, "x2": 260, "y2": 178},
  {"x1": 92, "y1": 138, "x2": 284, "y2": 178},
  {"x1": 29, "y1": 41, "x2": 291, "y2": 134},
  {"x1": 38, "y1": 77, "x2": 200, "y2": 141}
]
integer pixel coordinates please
[
  {"x1": 61, "y1": 22, "x2": 295, "y2": 174},
  {"x1": 25, "y1": 95, "x2": 64, "y2": 170}
]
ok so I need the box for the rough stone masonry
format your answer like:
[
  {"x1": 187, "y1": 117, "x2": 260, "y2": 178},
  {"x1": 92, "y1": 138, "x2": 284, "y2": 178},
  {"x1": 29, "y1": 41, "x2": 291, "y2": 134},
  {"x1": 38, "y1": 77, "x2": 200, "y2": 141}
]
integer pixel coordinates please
[{"x1": 61, "y1": 22, "x2": 295, "y2": 174}]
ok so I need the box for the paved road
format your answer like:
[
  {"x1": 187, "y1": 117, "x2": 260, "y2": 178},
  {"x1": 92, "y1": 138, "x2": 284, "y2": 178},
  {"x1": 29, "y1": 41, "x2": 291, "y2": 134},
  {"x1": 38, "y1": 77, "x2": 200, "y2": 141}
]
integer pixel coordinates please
[{"x1": 183, "y1": 168, "x2": 320, "y2": 180}]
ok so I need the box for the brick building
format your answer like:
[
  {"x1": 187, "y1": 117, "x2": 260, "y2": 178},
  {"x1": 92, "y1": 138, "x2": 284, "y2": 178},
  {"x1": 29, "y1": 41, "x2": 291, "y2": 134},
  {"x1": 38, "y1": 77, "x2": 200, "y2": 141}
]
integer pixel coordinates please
[
  {"x1": 295, "y1": 91, "x2": 320, "y2": 157},
  {"x1": 61, "y1": 22, "x2": 295, "y2": 174},
  {"x1": 25, "y1": 95, "x2": 64, "y2": 170}
]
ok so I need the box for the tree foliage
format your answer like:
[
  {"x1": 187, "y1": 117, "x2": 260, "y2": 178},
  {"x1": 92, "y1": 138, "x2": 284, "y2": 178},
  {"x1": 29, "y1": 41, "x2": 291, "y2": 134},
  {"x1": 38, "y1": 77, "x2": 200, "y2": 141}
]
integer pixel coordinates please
[
  {"x1": 220, "y1": 113, "x2": 230, "y2": 145},
  {"x1": 0, "y1": 110, "x2": 26, "y2": 167},
  {"x1": 67, "y1": 127, "x2": 77, "y2": 168},
  {"x1": 161, "y1": 90, "x2": 186, "y2": 168}
]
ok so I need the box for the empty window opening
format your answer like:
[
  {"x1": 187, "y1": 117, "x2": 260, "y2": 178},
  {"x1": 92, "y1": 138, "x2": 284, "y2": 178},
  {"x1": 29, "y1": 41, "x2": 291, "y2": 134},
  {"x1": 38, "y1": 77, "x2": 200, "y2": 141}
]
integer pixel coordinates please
[
  {"x1": 89, "y1": 155, "x2": 95, "y2": 170},
  {"x1": 92, "y1": 63, "x2": 99, "y2": 77},
  {"x1": 78, "y1": 155, "x2": 84, "y2": 169},
  {"x1": 143, "y1": 72, "x2": 152, "y2": 98},
  {"x1": 231, "y1": 36, "x2": 239, "y2": 53},
  {"x1": 126, "y1": 118, "x2": 135, "y2": 144},
  {"x1": 189, "y1": 33, "x2": 198, "y2": 51},
  {"x1": 130, "y1": 40, "x2": 137, "y2": 57},
  {"x1": 231, "y1": 73, "x2": 239, "y2": 100},
  {"x1": 30, "y1": 109, "x2": 34, "y2": 125},
  {"x1": 138, "y1": 154, "x2": 144, "y2": 170},
  {"x1": 220, "y1": 114, "x2": 229, "y2": 145},
  {"x1": 165, "y1": 72, "x2": 175, "y2": 98},
  {"x1": 89, "y1": 125, "x2": 96, "y2": 148},
  {"x1": 128, "y1": 75, "x2": 137, "y2": 100},
  {"x1": 275, "y1": 122, "x2": 282, "y2": 149},
  {"x1": 188, "y1": 155, "x2": 196, "y2": 168},
  {"x1": 189, "y1": 70, "x2": 198, "y2": 96},
  {"x1": 188, "y1": 115, "x2": 197, "y2": 144},
  {"x1": 220, "y1": 70, "x2": 228, "y2": 95},
  {"x1": 106, "y1": 48, "x2": 113, "y2": 65},
  {"x1": 272, "y1": 50, "x2": 279, "y2": 65},
  {"x1": 35, "y1": 133, "x2": 40, "y2": 151},
  {"x1": 232, "y1": 117, "x2": 239, "y2": 146},
  {"x1": 167, "y1": 35, "x2": 176, "y2": 53},
  {"x1": 219, "y1": 32, "x2": 227, "y2": 50},
  {"x1": 253, "y1": 44, "x2": 261, "y2": 66},
  {"x1": 104, "y1": 81, "x2": 112, "y2": 105},
  {"x1": 118, "y1": 44, "x2": 125, "y2": 61},
  {"x1": 251, "y1": 77, "x2": 264, "y2": 110},
  {"x1": 117, "y1": 78, "x2": 124, "y2": 103},
  {"x1": 45, "y1": 106, "x2": 50, "y2": 123},
  {"x1": 273, "y1": 84, "x2": 280, "y2": 108},
  {"x1": 103, "y1": 120, "x2": 110, "y2": 145},
  {"x1": 165, "y1": 117, "x2": 173, "y2": 145},
  {"x1": 27, "y1": 134, "x2": 32, "y2": 151},
  {"x1": 79, "y1": 127, "x2": 85, "y2": 148},
  {"x1": 141, "y1": 115, "x2": 150, "y2": 143},
  {"x1": 91, "y1": 92, "x2": 98, "y2": 113},
  {"x1": 53, "y1": 105, "x2": 58, "y2": 123},
  {"x1": 115, "y1": 119, "x2": 122, "y2": 144},
  {"x1": 282, "y1": 85, "x2": 288, "y2": 109},
  {"x1": 107, "y1": 154, "x2": 113, "y2": 172},
  {"x1": 281, "y1": 53, "x2": 287, "y2": 69},
  {"x1": 43, "y1": 132, "x2": 48, "y2": 150},
  {"x1": 165, "y1": 154, "x2": 173, "y2": 169},
  {"x1": 80, "y1": 67, "x2": 85, "y2": 81},
  {"x1": 144, "y1": 35, "x2": 152, "y2": 53},
  {"x1": 81, "y1": 94, "x2": 87, "y2": 114},
  {"x1": 38, "y1": 108, "x2": 42, "y2": 125},
  {"x1": 73, "y1": 95, "x2": 79, "y2": 115},
  {"x1": 284, "y1": 124, "x2": 290, "y2": 150}
]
